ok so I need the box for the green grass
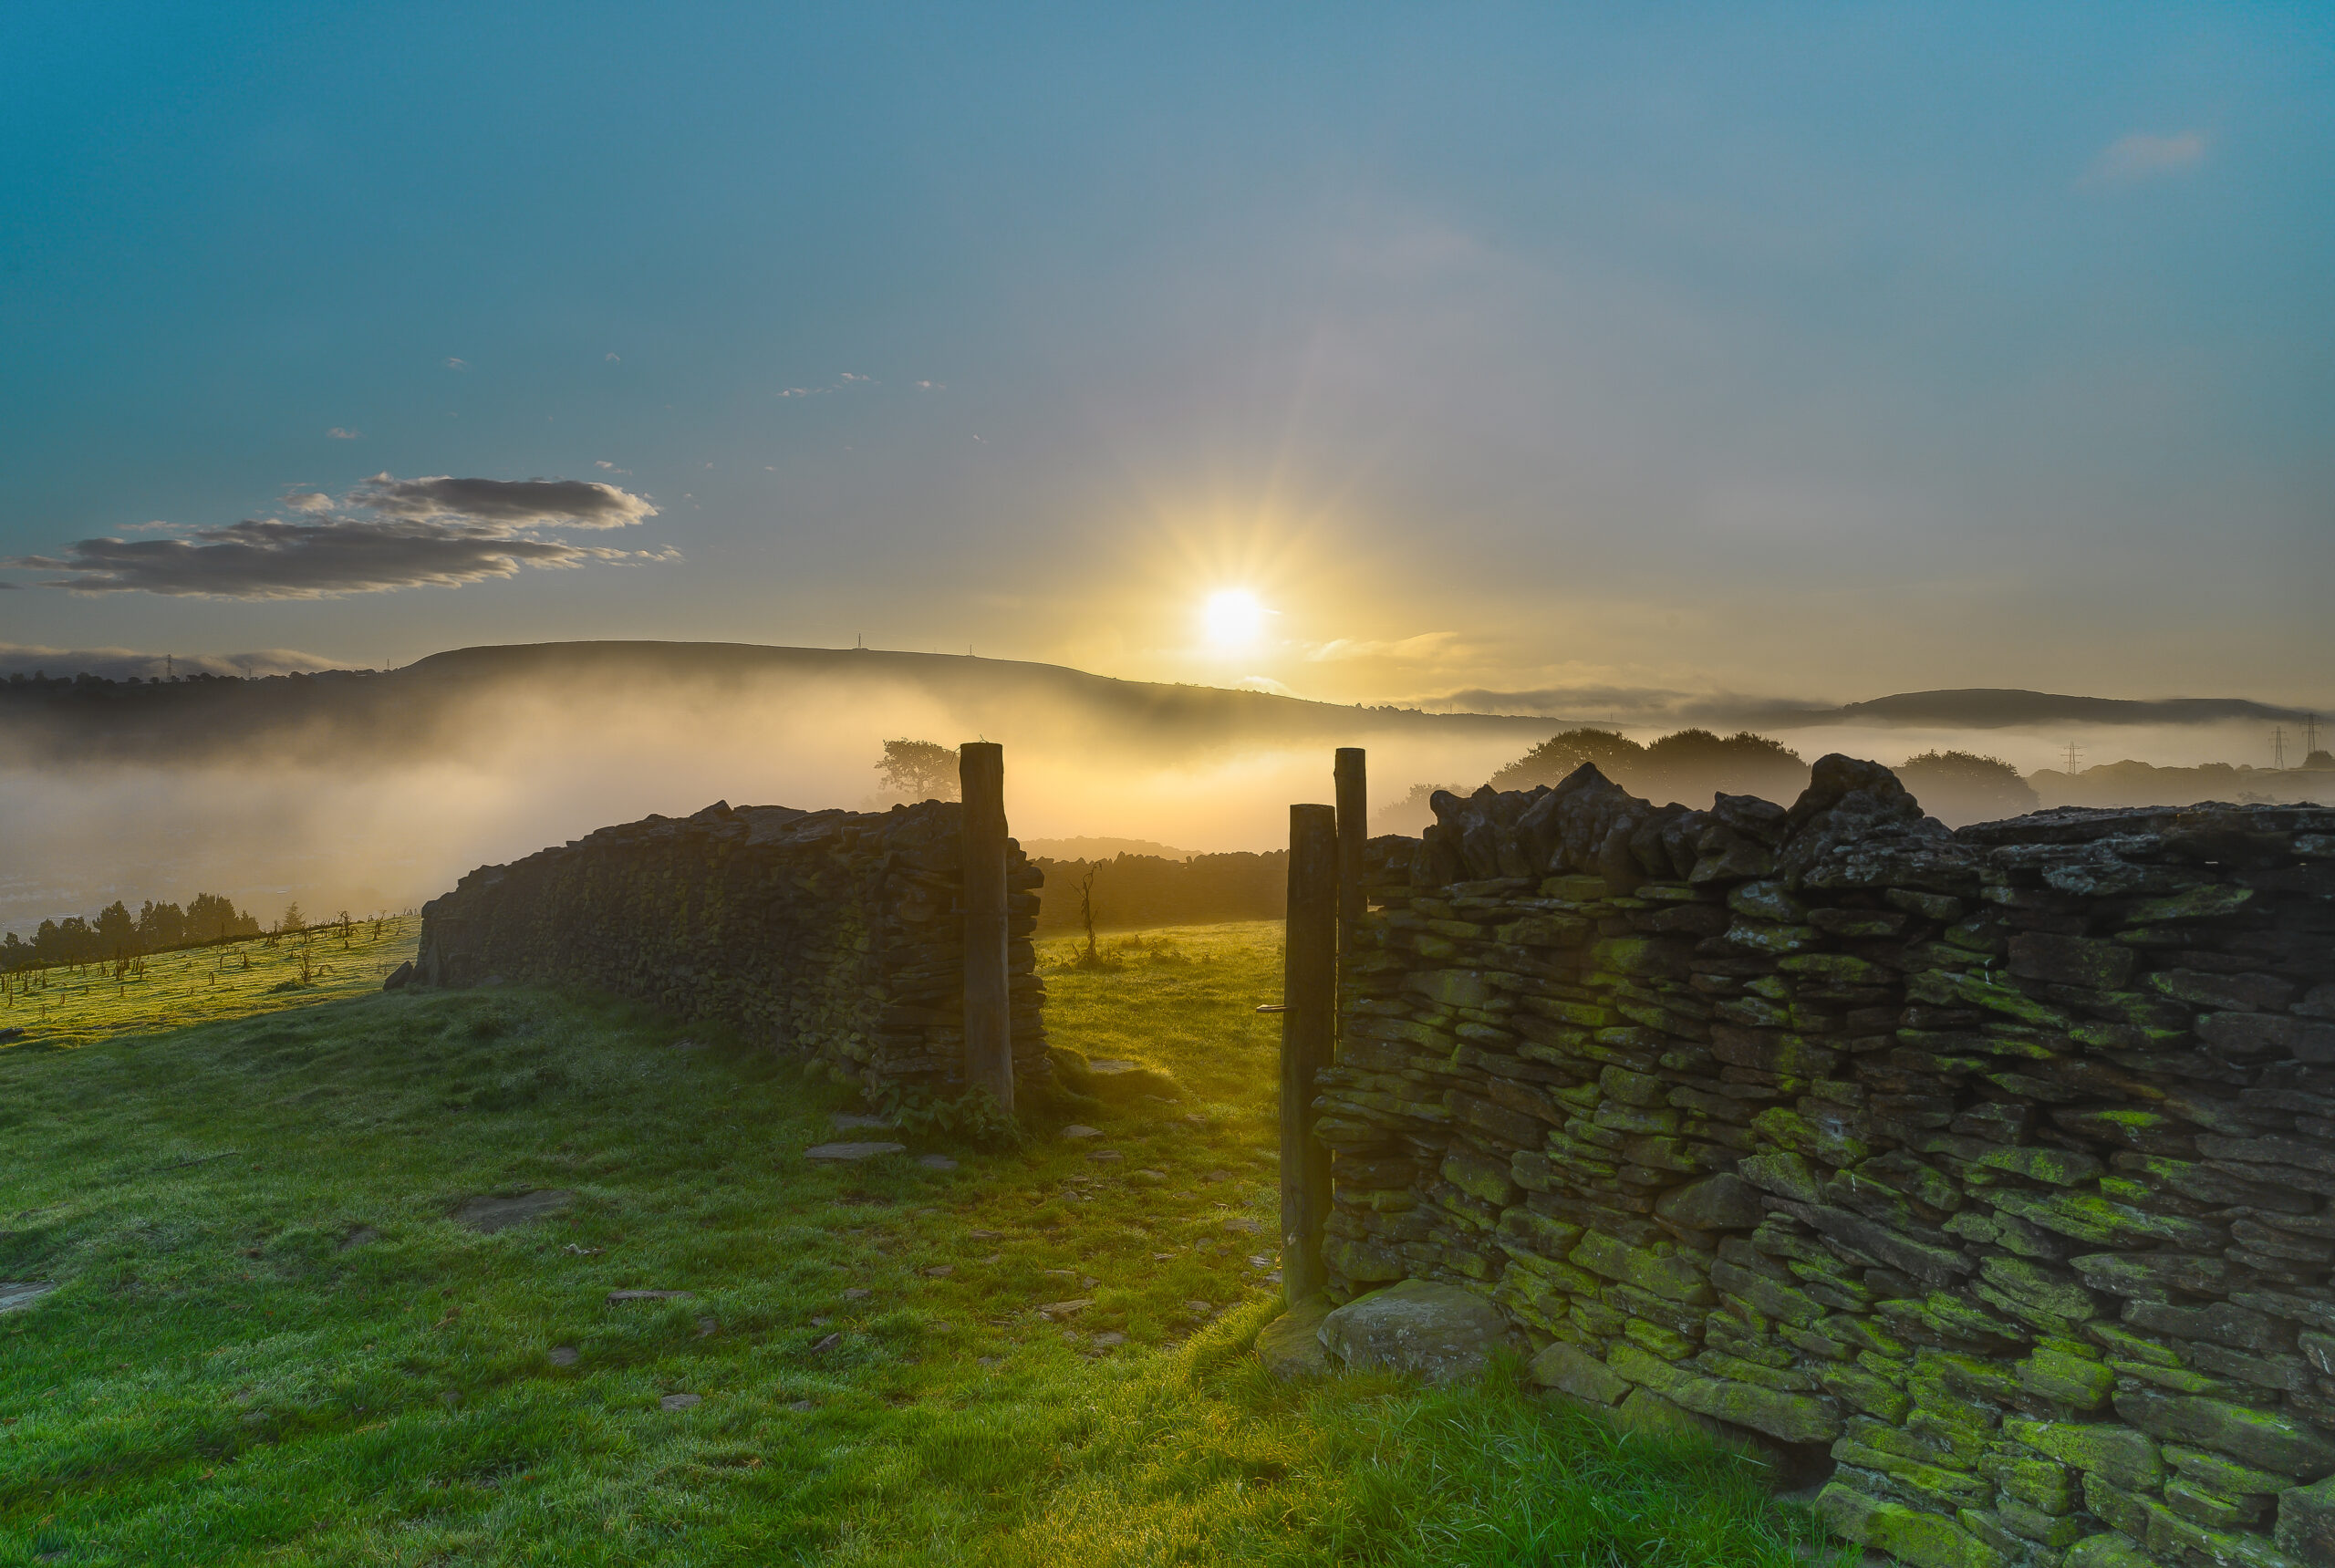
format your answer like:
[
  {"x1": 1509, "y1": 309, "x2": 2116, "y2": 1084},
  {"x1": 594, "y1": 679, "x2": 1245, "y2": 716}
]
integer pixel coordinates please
[
  {"x1": 3, "y1": 917, "x2": 421, "y2": 1049},
  {"x1": 0, "y1": 920, "x2": 1830, "y2": 1565}
]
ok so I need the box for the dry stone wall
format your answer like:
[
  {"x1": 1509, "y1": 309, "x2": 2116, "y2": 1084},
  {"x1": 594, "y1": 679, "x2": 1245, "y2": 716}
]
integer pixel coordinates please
[
  {"x1": 414, "y1": 799, "x2": 1047, "y2": 1096},
  {"x1": 1319, "y1": 756, "x2": 2335, "y2": 1568}
]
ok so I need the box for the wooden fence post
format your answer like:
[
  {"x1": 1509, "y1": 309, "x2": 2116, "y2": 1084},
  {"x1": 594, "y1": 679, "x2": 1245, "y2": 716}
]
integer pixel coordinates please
[
  {"x1": 1280, "y1": 802, "x2": 1337, "y2": 1305},
  {"x1": 1334, "y1": 747, "x2": 1366, "y2": 999},
  {"x1": 960, "y1": 742, "x2": 1013, "y2": 1116}
]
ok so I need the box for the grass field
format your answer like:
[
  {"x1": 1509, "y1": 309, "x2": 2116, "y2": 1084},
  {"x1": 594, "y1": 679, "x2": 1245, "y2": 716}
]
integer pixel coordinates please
[
  {"x1": 2, "y1": 917, "x2": 422, "y2": 1049},
  {"x1": 0, "y1": 921, "x2": 1833, "y2": 1566}
]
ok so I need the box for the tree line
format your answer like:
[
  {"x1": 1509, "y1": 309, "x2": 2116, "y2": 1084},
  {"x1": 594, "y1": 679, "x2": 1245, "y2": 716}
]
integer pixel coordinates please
[{"x1": 3, "y1": 892, "x2": 266, "y2": 971}]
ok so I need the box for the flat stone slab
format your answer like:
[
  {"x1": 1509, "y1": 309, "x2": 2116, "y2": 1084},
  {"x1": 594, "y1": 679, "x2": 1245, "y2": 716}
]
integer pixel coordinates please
[
  {"x1": 452, "y1": 1189, "x2": 575, "y2": 1233},
  {"x1": 607, "y1": 1289, "x2": 693, "y2": 1303},
  {"x1": 1319, "y1": 1279, "x2": 1513, "y2": 1385},
  {"x1": 805, "y1": 1141, "x2": 907, "y2": 1162},
  {"x1": 1257, "y1": 1293, "x2": 1334, "y2": 1379},
  {"x1": 1061, "y1": 1125, "x2": 1103, "y2": 1139},
  {"x1": 918, "y1": 1154, "x2": 958, "y2": 1171},
  {"x1": 829, "y1": 1113, "x2": 896, "y2": 1130},
  {"x1": 659, "y1": 1393, "x2": 702, "y2": 1411},
  {"x1": 0, "y1": 1281, "x2": 56, "y2": 1314},
  {"x1": 1530, "y1": 1342, "x2": 1629, "y2": 1407}
]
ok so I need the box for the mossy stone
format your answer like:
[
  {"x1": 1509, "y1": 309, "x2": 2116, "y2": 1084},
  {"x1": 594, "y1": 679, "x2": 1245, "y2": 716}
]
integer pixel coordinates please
[
  {"x1": 2165, "y1": 1443, "x2": 2296, "y2": 1498},
  {"x1": 1567, "y1": 1231, "x2": 1715, "y2": 1306},
  {"x1": 2006, "y1": 1416, "x2": 2164, "y2": 1490},
  {"x1": 1983, "y1": 1256, "x2": 2100, "y2": 1324},
  {"x1": 1440, "y1": 1150, "x2": 1520, "y2": 1208},
  {"x1": 2114, "y1": 1388, "x2": 2335, "y2": 1480},
  {"x1": 1736, "y1": 1149, "x2": 1822, "y2": 1203},
  {"x1": 1813, "y1": 1484, "x2": 2010, "y2": 1568},
  {"x1": 2061, "y1": 1531, "x2": 2160, "y2": 1567},
  {"x1": 2016, "y1": 1344, "x2": 2115, "y2": 1410},
  {"x1": 1528, "y1": 1341, "x2": 1629, "y2": 1407},
  {"x1": 1976, "y1": 1146, "x2": 2105, "y2": 1187},
  {"x1": 1820, "y1": 1361, "x2": 1912, "y2": 1421}
]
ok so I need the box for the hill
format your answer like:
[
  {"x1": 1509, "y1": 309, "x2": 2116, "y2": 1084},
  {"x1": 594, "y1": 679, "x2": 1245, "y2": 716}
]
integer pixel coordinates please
[
  {"x1": 1755, "y1": 687, "x2": 2312, "y2": 730},
  {"x1": 0, "y1": 642, "x2": 1557, "y2": 766}
]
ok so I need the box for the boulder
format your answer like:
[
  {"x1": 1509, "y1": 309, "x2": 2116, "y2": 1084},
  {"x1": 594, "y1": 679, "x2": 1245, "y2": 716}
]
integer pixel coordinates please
[{"x1": 1318, "y1": 1279, "x2": 1513, "y2": 1384}]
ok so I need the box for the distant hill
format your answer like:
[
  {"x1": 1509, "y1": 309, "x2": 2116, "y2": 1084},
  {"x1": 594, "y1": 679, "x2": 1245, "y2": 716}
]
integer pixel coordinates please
[
  {"x1": 0, "y1": 641, "x2": 1558, "y2": 765},
  {"x1": 1759, "y1": 688, "x2": 2311, "y2": 730}
]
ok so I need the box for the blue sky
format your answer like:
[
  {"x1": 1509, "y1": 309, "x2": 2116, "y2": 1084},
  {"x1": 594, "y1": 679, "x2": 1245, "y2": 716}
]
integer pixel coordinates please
[{"x1": 2, "y1": 3, "x2": 2329, "y2": 708}]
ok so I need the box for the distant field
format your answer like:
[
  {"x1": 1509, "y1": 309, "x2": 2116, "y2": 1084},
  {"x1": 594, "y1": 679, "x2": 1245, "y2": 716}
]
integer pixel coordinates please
[
  {"x1": 0, "y1": 919, "x2": 1825, "y2": 1565},
  {"x1": 3, "y1": 916, "x2": 420, "y2": 1049}
]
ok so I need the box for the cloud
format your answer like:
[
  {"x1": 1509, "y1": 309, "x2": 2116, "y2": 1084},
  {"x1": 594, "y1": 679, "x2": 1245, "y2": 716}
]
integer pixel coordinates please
[
  {"x1": 7, "y1": 472, "x2": 668, "y2": 598},
  {"x1": 347, "y1": 473, "x2": 657, "y2": 530},
  {"x1": 0, "y1": 642, "x2": 333, "y2": 678},
  {"x1": 605, "y1": 352, "x2": 621, "y2": 362},
  {"x1": 5, "y1": 520, "x2": 655, "y2": 597},
  {"x1": 283, "y1": 490, "x2": 335, "y2": 514},
  {"x1": 915, "y1": 379, "x2": 943, "y2": 390},
  {"x1": 326, "y1": 427, "x2": 359, "y2": 440},
  {"x1": 443, "y1": 356, "x2": 469, "y2": 370},
  {"x1": 1305, "y1": 630, "x2": 1463, "y2": 663},
  {"x1": 1233, "y1": 675, "x2": 1292, "y2": 695},
  {"x1": 2091, "y1": 130, "x2": 2207, "y2": 182}
]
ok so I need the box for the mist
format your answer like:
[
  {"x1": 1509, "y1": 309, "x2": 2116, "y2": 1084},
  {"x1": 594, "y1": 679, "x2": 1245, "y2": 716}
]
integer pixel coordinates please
[{"x1": 6, "y1": 646, "x2": 2326, "y2": 938}]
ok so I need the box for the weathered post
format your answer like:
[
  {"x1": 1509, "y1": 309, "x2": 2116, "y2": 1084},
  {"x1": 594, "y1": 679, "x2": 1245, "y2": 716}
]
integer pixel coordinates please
[
  {"x1": 960, "y1": 741, "x2": 1013, "y2": 1116},
  {"x1": 1334, "y1": 747, "x2": 1366, "y2": 997},
  {"x1": 1280, "y1": 802, "x2": 1337, "y2": 1305}
]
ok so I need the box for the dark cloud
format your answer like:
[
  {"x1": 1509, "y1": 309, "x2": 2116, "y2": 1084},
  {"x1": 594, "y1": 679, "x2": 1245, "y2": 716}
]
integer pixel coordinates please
[
  {"x1": 7, "y1": 474, "x2": 668, "y2": 597},
  {"x1": 349, "y1": 473, "x2": 656, "y2": 530}
]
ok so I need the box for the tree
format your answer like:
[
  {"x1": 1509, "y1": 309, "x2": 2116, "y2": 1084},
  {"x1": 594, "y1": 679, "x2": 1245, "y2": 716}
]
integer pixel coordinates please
[
  {"x1": 138, "y1": 899, "x2": 188, "y2": 950},
  {"x1": 1895, "y1": 751, "x2": 2039, "y2": 827},
  {"x1": 1489, "y1": 729, "x2": 1647, "y2": 792},
  {"x1": 275, "y1": 901, "x2": 306, "y2": 935},
  {"x1": 1375, "y1": 783, "x2": 1459, "y2": 836},
  {"x1": 875, "y1": 739, "x2": 960, "y2": 804},
  {"x1": 186, "y1": 892, "x2": 259, "y2": 941},
  {"x1": 1637, "y1": 729, "x2": 1809, "y2": 806},
  {"x1": 94, "y1": 900, "x2": 136, "y2": 954}
]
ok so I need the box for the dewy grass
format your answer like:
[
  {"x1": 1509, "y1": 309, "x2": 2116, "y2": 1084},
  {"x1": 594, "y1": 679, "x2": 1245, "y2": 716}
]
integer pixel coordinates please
[{"x1": 0, "y1": 919, "x2": 1834, "y2": 1565}]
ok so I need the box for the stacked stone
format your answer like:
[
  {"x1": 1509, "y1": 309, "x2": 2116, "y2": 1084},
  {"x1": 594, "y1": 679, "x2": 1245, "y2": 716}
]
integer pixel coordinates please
[
  {"x1": 414, "y1": 799, "x2": 1047, "y2": 1096},
  {"x1": 1316, "y1": 757, "x2": 2335, "y2": 1568}
]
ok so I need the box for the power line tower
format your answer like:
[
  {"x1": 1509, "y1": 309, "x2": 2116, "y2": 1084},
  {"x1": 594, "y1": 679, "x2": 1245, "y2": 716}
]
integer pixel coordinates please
[
  {"x1": 2273, "y1": 726, "x2": 2288, "y2": 772},
  {"x1": 2307, "y1": 712, "x2": 2321, "y2": 757},
  {"x1": 2062, "y1": 740, "x2": 2082, "y2": 775}
]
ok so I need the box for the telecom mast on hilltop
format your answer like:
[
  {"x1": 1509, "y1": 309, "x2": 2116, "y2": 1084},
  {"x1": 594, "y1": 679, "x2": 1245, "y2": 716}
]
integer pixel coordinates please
[{"x1": 2274, "y1": 727, "x2": 2289, "y2": 772}]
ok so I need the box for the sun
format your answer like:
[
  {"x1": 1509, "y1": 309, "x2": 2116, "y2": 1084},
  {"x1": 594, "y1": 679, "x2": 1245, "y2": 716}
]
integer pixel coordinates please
[{"x1": 1201, "y1": 589, "x2": 1269, "y2": 650}]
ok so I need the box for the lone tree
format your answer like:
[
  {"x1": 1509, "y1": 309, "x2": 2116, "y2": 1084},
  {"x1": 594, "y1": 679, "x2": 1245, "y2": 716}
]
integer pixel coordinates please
[
  {"x1": 875, "y1": 739, "x2": 960, "y2": 804},
  {"x1": 1895, "y1": 750, "x2": 2039, "y2": 826},
  {"x1": 1489, "y1": 728, "x2": 1646, "y2": 792}
]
